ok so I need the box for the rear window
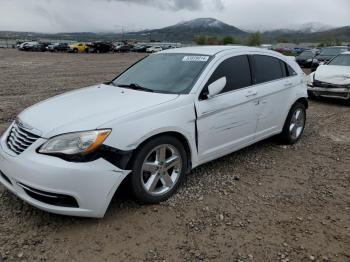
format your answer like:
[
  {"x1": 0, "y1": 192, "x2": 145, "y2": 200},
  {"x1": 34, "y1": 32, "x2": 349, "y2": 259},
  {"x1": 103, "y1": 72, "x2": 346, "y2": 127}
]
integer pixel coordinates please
[{"x1": 252, "y1": 55, "x2": 284, "y2": 84}]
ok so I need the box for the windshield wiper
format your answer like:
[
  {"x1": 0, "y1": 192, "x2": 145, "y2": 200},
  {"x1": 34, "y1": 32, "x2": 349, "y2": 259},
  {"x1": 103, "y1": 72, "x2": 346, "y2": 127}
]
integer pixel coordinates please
[
  {"x1": 116, "y1": 83, "x2": 154, "y2": 93},
  {"x1": 104, "y1": 81, "x2": 117, "y2": 87}
]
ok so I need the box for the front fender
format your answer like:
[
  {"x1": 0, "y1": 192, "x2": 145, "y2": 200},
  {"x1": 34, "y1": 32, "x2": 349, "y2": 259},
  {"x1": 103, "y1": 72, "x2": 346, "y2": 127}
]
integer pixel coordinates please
[{"x1": 100, "y1": 95, "x2": 199, "y2": 167}]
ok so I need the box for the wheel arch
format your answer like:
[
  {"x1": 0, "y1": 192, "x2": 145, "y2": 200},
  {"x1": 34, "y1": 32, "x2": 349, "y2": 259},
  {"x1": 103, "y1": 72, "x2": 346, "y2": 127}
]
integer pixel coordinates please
[
  {"x1": 127, "y1": 131, "x2": 193, "y2": 174},
  {"x1": 295, "y1": 97, "x2": 308, "y2": 109},
  {"x1": 280, "y1": 96, "x2": 308, "y2": 134}
]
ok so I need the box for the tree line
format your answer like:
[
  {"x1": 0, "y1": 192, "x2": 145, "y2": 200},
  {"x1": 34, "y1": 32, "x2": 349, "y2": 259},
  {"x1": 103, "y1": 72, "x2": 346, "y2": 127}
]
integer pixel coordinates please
[{"x1": 194, "y1": 32, "x2": 262, "y2": 46}]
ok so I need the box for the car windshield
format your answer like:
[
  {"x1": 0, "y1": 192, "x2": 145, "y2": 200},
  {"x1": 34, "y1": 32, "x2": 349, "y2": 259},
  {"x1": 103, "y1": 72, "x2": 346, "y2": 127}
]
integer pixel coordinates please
[
  {"x1": 328, "y1": 54, "x2": 350, "y2": 66},
  {"x1": 319, "y1": 47, "x2": 346, "y2": 56},
  {"x1": 112, "y1": 53, "x2": 211, "y2": 94},
  {"x1": 299, "y1": 51, "x2": 314, "y2": 57}
]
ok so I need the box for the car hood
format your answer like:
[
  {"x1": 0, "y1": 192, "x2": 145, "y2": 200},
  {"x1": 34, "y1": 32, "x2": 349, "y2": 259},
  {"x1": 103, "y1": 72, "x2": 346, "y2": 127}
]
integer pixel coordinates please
[
  {"x1": 314, "y1": 65, "x2": 350, "y2": 85},
  {"x1": 18, "y1": 84, "x2": 179, "y2": 138}
]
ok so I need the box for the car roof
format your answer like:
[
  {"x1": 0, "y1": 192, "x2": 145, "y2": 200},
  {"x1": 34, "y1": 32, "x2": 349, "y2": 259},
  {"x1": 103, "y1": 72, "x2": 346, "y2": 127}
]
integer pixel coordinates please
[{"x1": 161, "y1": 45, "x2": 264, "y2": 56}]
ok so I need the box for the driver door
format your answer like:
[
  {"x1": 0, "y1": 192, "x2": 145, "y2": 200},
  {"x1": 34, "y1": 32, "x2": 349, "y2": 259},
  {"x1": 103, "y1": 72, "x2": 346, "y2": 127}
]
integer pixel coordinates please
[{"x1": 195, "y1": 55, "x2": 259, "y2": 163}]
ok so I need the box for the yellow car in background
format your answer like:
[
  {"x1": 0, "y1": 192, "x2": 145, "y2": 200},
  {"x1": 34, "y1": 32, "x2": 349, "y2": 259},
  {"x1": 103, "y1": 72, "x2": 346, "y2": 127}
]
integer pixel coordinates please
[{"x1": 68, "y1": 43, "x2": 89, "y2": 53}]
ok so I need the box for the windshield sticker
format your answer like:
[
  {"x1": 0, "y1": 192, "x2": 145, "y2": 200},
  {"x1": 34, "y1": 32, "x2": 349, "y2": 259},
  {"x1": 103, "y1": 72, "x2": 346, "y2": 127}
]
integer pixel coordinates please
[{"x1": 182, "y1": 56, "x2": 209, "y2": 62}]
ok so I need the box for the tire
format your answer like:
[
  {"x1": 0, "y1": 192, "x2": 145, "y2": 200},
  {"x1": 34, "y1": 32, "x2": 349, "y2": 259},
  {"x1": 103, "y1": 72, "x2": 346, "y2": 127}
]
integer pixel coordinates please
[
  {"x1": 130, "y1": 135, "x2": 187, "y2": 204},
  {"x1": 73, "y1": 48, "x2": 78, "y2": 53},
  {"x1": 279, "y1": 102, "x2": 306, "y2": 144},
  {"x1": 85, "y1": 48, "x2": 89, "y2": 53}
]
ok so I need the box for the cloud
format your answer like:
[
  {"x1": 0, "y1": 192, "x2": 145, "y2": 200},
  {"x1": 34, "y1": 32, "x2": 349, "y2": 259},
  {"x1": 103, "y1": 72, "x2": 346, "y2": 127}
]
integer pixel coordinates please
[
  {"x1": 0, "y1": 0, "x2": 348, "y2": 33},
  {"x1": 111, "y1": 0, "x2": 224, "y2": 11}
]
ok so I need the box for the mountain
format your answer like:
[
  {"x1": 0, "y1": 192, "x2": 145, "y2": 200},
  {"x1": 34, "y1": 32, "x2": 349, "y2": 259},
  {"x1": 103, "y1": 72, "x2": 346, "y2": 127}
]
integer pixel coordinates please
[
  {"x1": 126, "y1": 18, "x2": 247, "y2": 42},
  {"x1": 262, "y1": 26, "x2": 350, "y2": 43},
  {"x1": 289, "y1": 22, "x2": 334, "y2": 33}
]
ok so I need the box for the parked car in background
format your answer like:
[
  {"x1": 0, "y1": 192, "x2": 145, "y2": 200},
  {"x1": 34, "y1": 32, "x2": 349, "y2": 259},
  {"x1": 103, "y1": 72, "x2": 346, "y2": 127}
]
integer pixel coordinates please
[
  {"x1": 68, "y1": 43, "x2": 89, "y2": 53},
  {"x1": 23, "y1": 42, "x2": 49, "y2": 52},
  {"x1": 0, "y1": 46, "x2": 307, "y2": 217},
  {"x1": 47, "y1": 43, "x2": 69, "y2": 52},
  {"x1": 292, "y1": 47, "x2": 305, "y2": 55},
  {"x1": 162, "y1": 45, "x2": 176, "y2": 50},
  {"x1": 18, "y1": 42, "x2": 38, "y2": 51},
  {"x1": 311, "y1": 46, "x2": 349, "y2": 71},
  {"x1": 146, "y1": 46, "x2": 162, "y2": 53},
  {"x1": 115, "y1": 44, "x2": 133, "y2": 53},
  {"x1": 260, "y1": 44, "x2": 272, "y2": 50},
  {"x1": 308, "y1": 51, "x2": 350, "y2": 101},
  {"x1": 296, "y1": 49, "x2": 317, "y2": 68},
  {"x1": 112, "y1": 42, "x2": 123, "y2": 52},
  {"x1": 88, "y1": 42, "x2": 113, "y2": 53},
  {"x1": 132, "y1": 45, "x2": 152, "y2": 53}
]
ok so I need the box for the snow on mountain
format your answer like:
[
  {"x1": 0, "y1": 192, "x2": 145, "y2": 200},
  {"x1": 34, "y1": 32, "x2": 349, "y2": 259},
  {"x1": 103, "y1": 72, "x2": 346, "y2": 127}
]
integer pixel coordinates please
[
  {"x1": 285, "y1": 22, "x2": 334, "y2": 33},
  {"x1": 175, "y1": 18, "x2": 228, "y2": 29}
]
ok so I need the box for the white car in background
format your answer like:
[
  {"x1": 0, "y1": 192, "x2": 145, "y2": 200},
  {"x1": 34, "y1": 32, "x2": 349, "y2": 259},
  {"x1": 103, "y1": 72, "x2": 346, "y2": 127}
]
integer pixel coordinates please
[
  {"x1": 308, "y1": 51, "x2": 350, "y2": 101},
  {"x1": 146, "y1": 46, "x2": 162, "y2": 53},
  {"x1": 0, "y1": 46, "x2": 308, "y2": 217},
  {"x1": 18, "y1": 41, "x2": 38, "y2": 51}
]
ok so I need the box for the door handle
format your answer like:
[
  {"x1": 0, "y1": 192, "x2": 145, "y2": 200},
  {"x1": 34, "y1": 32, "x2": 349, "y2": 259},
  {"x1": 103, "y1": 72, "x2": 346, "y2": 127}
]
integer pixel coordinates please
[{"x1": 245, "y1": 91, "x2": 257, "y2": 97}]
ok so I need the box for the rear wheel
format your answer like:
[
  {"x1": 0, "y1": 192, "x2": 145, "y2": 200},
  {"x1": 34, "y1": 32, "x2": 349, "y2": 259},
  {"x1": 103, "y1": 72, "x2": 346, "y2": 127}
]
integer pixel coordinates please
[
  {"x1": 130, "y1": 135, "x2": 187, "y2": 204},
  {"x1": 73, "y1": 48, "x2": 78, "y2": 53},
  {"x1": 279, "y1": 102, "x2": 306, "y2": 144}
]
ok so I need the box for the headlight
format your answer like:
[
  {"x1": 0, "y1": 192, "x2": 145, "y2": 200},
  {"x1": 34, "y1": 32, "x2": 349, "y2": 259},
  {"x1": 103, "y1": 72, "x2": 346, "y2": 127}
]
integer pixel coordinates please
[
  {"x1": 312, "y1": 59, "x2": 319, "y2": 63},
  {"x1": 306, "y1": 59, "x2": 312, "y2": 62},
  {"x1": 39, "y1": 129, "x2": 111, "y2": 155},
  {"x1": 307, "y1": 73, "x2": 315, "y2": 87}
]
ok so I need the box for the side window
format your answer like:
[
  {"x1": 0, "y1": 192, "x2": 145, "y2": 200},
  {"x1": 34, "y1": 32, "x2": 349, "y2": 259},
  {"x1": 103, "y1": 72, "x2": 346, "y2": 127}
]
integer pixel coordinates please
[
  {"x1": 280, "y1": 61, "x2": 287, "y2": 77},
  {"x1": 206, "y1": 55, "x2": 252, "y2": 94},
  {"x1": 253, "y1": 55, "x2": 284, "y2": 84},
  {"x1": 286, "y1": 64, "x2": 297, "y2": 76}
]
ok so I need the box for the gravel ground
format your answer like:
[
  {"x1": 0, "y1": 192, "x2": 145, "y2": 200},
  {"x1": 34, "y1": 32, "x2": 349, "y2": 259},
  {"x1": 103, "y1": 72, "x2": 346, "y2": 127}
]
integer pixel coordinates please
[{"x1": 0, "y1": 49, "x2": 349, "y2": 262}]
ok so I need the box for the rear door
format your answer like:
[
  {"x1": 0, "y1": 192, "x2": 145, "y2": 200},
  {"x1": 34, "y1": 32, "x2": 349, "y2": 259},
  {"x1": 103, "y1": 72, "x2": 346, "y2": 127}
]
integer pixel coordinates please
[
  {"x1": 250, "y1": 54, "x2": 299, "y2": 139},
  {"x1": 195, "y1": 55, "x2": 259, "y2": 162}
]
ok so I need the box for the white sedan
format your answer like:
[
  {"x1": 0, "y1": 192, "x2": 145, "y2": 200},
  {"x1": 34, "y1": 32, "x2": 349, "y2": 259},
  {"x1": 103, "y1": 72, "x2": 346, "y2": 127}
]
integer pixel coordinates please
[
  {"x1": 0, "y1": 46, "x2": 308, "y2": 217},
  {"x1": 308, "y1": 51, "x2": 350, "y2": 101},
  {"x1": 146, "y1": 46, "x2": 162, "y2": 53}
]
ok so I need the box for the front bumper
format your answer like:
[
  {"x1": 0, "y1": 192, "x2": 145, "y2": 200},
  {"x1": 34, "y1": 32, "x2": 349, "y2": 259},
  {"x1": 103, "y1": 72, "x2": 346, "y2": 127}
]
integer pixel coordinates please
[
  {"x1": 0, "y1": 126, "x2": 131, "y2": 218},
  {"x1": 308, "y1": 85, "x2": 350, "y2": 100}
]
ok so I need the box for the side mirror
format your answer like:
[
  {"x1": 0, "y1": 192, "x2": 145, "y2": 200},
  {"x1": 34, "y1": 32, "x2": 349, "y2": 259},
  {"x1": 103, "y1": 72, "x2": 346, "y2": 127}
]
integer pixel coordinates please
[{"x1": 207, "y1": 77, "x2": 227, "y2": 98}]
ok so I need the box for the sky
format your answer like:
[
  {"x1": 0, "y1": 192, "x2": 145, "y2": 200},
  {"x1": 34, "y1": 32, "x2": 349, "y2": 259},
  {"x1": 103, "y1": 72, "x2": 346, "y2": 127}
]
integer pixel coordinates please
[{"x1": 0, "y1": 0, "x2": 349, "y2": 33}]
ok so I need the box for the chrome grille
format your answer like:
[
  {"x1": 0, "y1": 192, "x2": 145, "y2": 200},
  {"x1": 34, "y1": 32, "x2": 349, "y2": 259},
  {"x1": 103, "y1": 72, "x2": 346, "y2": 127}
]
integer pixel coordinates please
[{"x1": 6, "y1": 122, "x2": 40, "y2": 154}]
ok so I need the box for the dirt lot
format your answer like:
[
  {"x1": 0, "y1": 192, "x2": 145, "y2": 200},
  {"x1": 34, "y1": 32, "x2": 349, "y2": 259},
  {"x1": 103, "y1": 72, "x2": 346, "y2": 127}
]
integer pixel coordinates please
[{"x1": 0, "y1": 49, "x2": 349, "y2": 262}]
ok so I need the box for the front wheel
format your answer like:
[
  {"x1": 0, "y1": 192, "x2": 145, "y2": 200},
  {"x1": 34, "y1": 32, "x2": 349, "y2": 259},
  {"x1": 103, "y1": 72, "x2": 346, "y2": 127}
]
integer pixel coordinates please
[
  {"x1": 130, "y1": 135, "x2": 187, "y2": 204},
  {"x1": 279, "y1": 102, "x2": 306, "y2": 144}
]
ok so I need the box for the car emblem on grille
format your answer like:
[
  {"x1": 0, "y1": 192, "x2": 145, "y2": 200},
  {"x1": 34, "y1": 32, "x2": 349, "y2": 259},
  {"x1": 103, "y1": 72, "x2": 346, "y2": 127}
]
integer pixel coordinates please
[{"x1": 16, "y1": 118, "x2": 33, "y2": 131}]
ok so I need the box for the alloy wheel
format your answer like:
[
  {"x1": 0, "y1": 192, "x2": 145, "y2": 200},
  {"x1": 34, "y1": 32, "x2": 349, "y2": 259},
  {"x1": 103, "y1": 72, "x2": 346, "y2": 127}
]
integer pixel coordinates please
[
  {"x1": 141, "y1": 144, "x2": 182, "y2": 196},
  {"x1": 289, "y1": 108, "x2": 305, "y2": 140}
]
